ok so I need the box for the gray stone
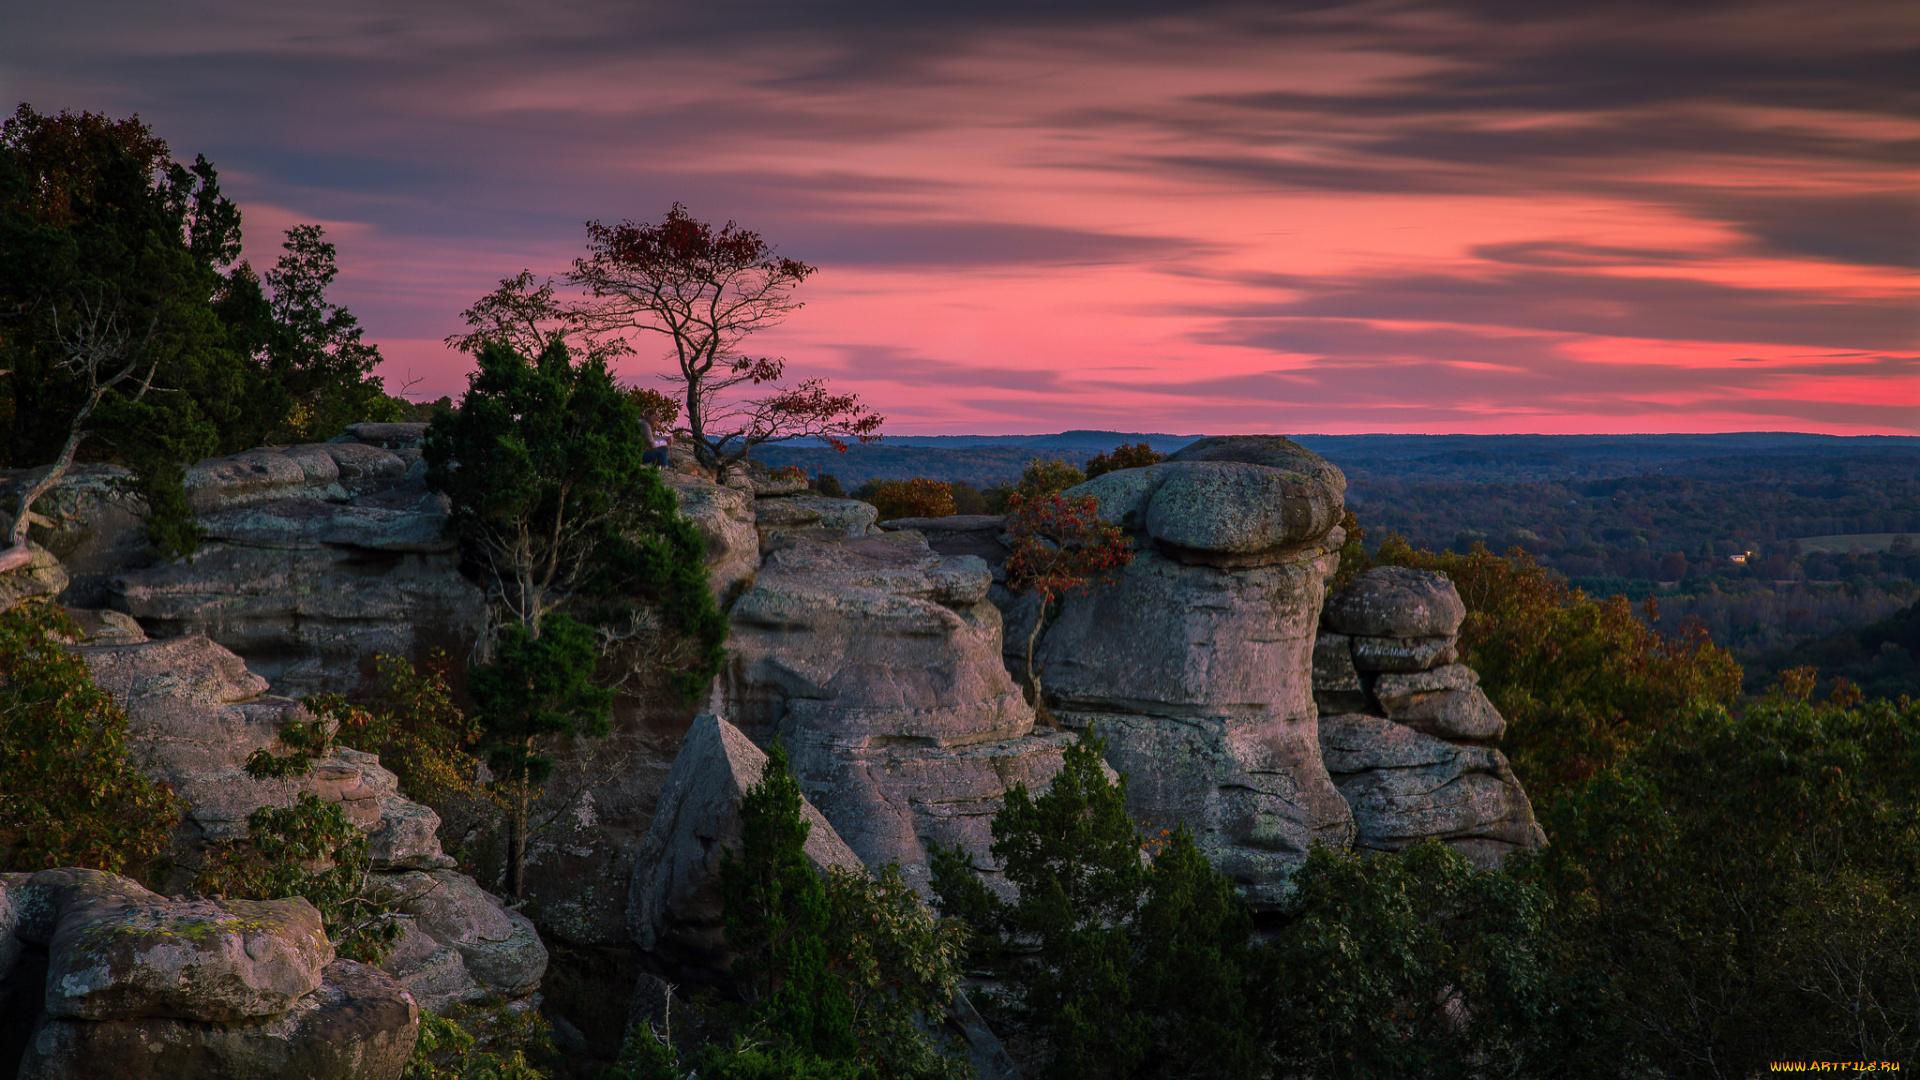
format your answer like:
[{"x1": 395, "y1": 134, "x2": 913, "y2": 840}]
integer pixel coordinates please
[
  {"x1": 1371, "y1": 665, "x2": 1506, "y2": 742},
  {"x1": 784, "y1": 728, "x2": 1075, "y2": 900},
  {"x1": 753, "y1": 494, "x2": 878, "y2": 543},
  {"x1": 1319, "y1": 714, "x2": 1545, "y2": 867},
  {"x1": 18, "y1": 959, "x2": 418, "y2": 1080},
  {"x1": 374, "y1": 871, "x2": 547, "y2": 999},
  {"x1": 1163, "y1": 435, "x2": 1350, "y2": 496},
  {"x1": 1350, "y1": 634, "x2": 1458, "y2": 673},
  {"x1": 1035, "y1": 539, "x2": 1354, "y2": 906},
  {"x1": 663, "y1": 475, "x2": 760, "y2": 600},
  {"x1": 630, "y1": 714, "x2": 863, "y2": 976},
  {"x1": 44, "y1": 890, "x2": 332, "y2": 1023},
  {"x1": 342, "y1": 422, "x2": 431, "y2": 449},
  {"x1": 1143, "y1": 462, "x2": 1346, "y2": 567},
  {"x1": 878, "y1": 515, "x2": 1008, "y2": 566},
  {"x1": 0, "y1": 464, "x2": 146, "y2": 606},
  {"x1": 1322, "y1": 566, "x2": 1466, "y2": 639},
  {"x1": 1311, "y1": 632, "x2": 1367, "y2": 715},
  {"x1": 725, "y1": 531, "x2": 1033, "y2": 750},
  {"x1": 0, "y1": 542, "x2": 66, "y2": 614}
]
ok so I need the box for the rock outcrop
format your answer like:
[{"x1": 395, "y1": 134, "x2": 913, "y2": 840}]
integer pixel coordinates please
[
  {"x1": 1030, "y1": 436, "x2": 1353, "y2": 906},
  {"x1": 67, "y1": 627, "x2": 547, "y2": 1012},
  {"x1": 2, "y1": 868, "x2": 417, "y2": 1080},
  {"x1": 1313, "y1": 566, "x2": 1545, "y2": 867},
  {"x1": 630, "y1": 714, "x2": 863, "y2": 979},
  {"x1": 722, "y1": 530, "x2": 1073, "y2": 895}
]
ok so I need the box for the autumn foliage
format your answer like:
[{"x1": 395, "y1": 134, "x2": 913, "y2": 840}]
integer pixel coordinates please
[
  {"x1": 1003, "y1": 492, "x2": 1135, "y2": 715},
  {"x1": 1354, "y1": 533, "x2": 1743, "y2": 801},
  {"x1": 866, "y1": 478, "x2": 957, "y2": 521}
]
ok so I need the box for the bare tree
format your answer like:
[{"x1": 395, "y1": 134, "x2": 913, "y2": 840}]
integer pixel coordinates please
[
  {"x1": 565, "y1": 204, "x2": 880, "y2": 470},
  {"x1": 1, "y1": 290, "x2": 158, "y2": 574},
  {"x1": 444, "y1": 269, "x2": 630, "y2": 365}
]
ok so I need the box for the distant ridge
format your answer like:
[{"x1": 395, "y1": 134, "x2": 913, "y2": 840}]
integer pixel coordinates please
[
  {"x1": 756, "y1": 431, "x2": 1920, "y2": 489},
  {"x1": 787, "y1": 430, "x2": 1204, "y2": 453}
]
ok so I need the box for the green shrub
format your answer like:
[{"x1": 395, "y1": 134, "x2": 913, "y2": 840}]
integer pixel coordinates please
[{"x1": 0, "y1": 603, "x2": 181, "y2": 875}]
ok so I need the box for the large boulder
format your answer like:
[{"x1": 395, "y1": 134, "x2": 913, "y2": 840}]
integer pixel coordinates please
[
  {"x1": 1318, "y1": 714, "x2": 1545, "y2": 868},
  {"x1": 0, "y1": 542, "x2": 66, "y2": 614},
  {"x1": 752, "y1": 494, "x2": 878, "y2": 545},
  {"x1": 631, "y1": 714, "x2": 863, "y2": 978},
  {"x1": 1308, "y1": 569, "x2": 1543, "y2": 866},
  {"x1": 17, "y1": 958, "x2": 418, "y2": 1080},
  {"x1": 663, "y1": 475, "x2": 761, "y2": 600},
  {"x1": 19, "y1": 869, "x2": 332, "y2": 1023},
  {"x1": 1031, "y1": 436, "x2": 1353, "y2": 906},
  {"x1": 723, "y1": 530, "x2": 1074, "y2": 896},
  {"x1": 1321, "y1": 566, "x2": 1465, "y2": 640},
  {"x1": 725, "y1": 531, "x2": 1031, "y2": 749}
]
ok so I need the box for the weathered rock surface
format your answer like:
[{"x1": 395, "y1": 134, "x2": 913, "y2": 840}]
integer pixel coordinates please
[
  {"x1": 1031, "y1": 436, "x2": 1354, "y2": 906},
  {"x1": 1318, "y1": 714, "x2": 1545, "y2": 867},
  {"x1": 664, "y1": 475, "x2": 761, "y2": 600},
  {"x1": 1322, "y1": 566, "x2": 1466, "y2": 640},
  {"x1": 878, "y1": 516, "x2": 1008, "y2": 565},
  {"x1": 631, "y1": 714, "x2": 863, "y2": 977},
  {"x1": 69, "y1": 633, "x2": 545, "y2": 1007},
  {"x1": 752, "y1": 494, "x2": 879, "y2": 544},
  {"x1": 726, "y1": 531, "x2": 1031, "y2": 749},
  {"x1": 28, "y1": 872, "x2": 331, "y2": 1023},
  {"x1": 722, "y1": 529, "x2": 1073, "y2": 896},
  {"x1": 17, "y1": 958, "x2": 418, "y2": 1080},
  {"x1": 0, "y1": 542, "x2": 66, "y2": 614},
  {"x1": 1310, "y1": 568, "x2": 1543, "y2": 866}
]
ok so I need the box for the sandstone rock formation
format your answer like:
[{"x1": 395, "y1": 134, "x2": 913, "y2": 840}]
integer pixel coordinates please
[
  {"x1": 722, "y1": 530, "x2": 1073, "y2": 895},
  {"x1": 630, "y1": 714, "x2": 864, "y2": 979},
  {"x1": 1030, "y1": 436, "x2": 1354, "y2": 906},
  {"x1": 1, "y1": 868, "x2": 417, "y2": 1080},
  {"x1": 65, "y1": 627, "x2": 547, "y2": 1012},
  {"x1": 1312, "y1": 566, "x2": 1545, "y2": 867}
]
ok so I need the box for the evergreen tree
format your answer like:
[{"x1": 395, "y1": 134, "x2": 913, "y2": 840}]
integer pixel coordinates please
[
  {"x1": 718, "y1": 743, "x2": 859, "y2": 1060},
  {"x1": 426, "y1": 339, "x2": 727, "y2": 896},
  {"x1": 467, "y1": 612, "x2": 614, "y2": 900}
]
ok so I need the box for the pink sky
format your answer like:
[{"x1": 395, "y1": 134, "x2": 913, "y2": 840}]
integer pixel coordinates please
[{"x1": 5, "y1": 0, "x2": 1915, "y2": 434}]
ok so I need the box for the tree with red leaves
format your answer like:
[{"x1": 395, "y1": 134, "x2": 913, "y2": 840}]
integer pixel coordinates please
[
  {"x1": 566, "y1": 204, "x2": 881, "y2": 470},
  {"x1": 1003, "y1": 491, "x2": 1135, "y2": 723}
]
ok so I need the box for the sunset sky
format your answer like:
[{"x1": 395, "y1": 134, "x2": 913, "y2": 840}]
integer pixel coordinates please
[{"x1": 5, "y1": 0, "x2": 1915, "y2": 434}]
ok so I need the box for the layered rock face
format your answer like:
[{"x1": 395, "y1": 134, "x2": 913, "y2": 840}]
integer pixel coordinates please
[
  {"x1": 38, "y1": 428, "x2": 490, "y2": 700},
  {"x1": 1313, "y1": 566, "x2": 1546, "y2": 867},
  {"x1": 1030, "y1": 436, "x2": 1354, "y2": 906},
  {"x1": 67, "y1": 624, "x2": 546, "y2": 1014},
  {"x1": 1, "y1": 869, "x2": 417, "y2": 1080},
  {"x1": 722, "y1": 530, "x2": 1073, "y2": 895}
]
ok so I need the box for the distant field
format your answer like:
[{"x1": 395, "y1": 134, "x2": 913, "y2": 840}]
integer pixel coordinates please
[{"x1": 1794, "y1": 533, "x2": 1912, "y2": 553}]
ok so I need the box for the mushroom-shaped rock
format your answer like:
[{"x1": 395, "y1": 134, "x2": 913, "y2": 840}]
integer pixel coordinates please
[
  {"x1": 630, "y1": 714, "x2": 864, "y2": 978},
  {"x1": 1322, "y1": 566, "x2": 1465, "y2": 639},
  {"x1": 1029, "y1": 435, "x2": 1356, "y2": 906}
]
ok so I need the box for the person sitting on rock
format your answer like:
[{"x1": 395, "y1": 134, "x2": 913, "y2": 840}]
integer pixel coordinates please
[{"x1": 639, "y1": 416, "x2": 672, "y2": 468}]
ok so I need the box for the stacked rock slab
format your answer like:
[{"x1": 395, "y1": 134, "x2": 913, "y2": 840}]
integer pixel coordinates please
[
  {"x1": 1031, "y1": 436, "x2": 1355, "y2": 907},
  {"x1": 98, "y1": 430, "x2": 486, "y2": 700},
  {"x1": 1314, "y1": 566, "x2": 1546, "y2": 867},
  {"x1": 1, "y1": 868, "x2": 417, "y2": 1080},
  {"x1": 629, "y1": 714, "x2": 865, "y2": 980},
  {"x1": 722, "y1": 530, "x2": 1074, "y2": 896},
  {"x1": 69, "y1": 623, "x2": 546, "y2": 1013}
]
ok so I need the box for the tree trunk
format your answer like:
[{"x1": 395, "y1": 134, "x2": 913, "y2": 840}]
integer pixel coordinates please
[
  {"x1": 505, "y1": 750, "x2": 531, "y2": 899},
  {"x1": 1026, "y1": 596, "x2": 1051, "y2": 728}
]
